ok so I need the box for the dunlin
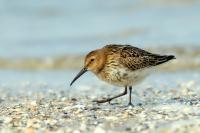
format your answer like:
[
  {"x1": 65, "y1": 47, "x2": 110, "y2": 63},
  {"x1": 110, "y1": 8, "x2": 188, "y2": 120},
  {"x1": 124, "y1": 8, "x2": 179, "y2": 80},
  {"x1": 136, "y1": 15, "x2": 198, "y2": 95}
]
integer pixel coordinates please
[{"x1": 70, "y1": 44, "x2": 175, "y2": 106}]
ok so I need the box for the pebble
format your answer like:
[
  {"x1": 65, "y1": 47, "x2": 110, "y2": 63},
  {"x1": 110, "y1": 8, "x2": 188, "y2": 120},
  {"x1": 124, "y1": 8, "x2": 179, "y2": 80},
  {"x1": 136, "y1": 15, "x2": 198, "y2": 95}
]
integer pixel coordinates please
[
  {"x1": 94, "y1": 127, "x2": 106, "y2": 133},
  {"x1": 24, "y1": 128, "x2": 35, "y2": 133},
  {"x1": 30, "y1": 101, "x2": 37, "y2": 106},
  {"x1": 1, "y1": 82, "x2": 200, "y2": 133},
  {"x1": 3, "y1": 117, "x2": 12, "y2": 124},
  {"x1": 105, "y1": 116, "x2": 118, "y2": 121},
  {"x1": 73, "y1": 130, "x2": 81, "y2": 133}
]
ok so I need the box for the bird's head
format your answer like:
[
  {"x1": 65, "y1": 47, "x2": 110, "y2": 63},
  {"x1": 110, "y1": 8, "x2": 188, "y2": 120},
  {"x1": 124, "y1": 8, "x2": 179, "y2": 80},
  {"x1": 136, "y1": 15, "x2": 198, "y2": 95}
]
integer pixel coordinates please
[{"x1": 70, "y1": 49, "x2": 105, "y2": 86}]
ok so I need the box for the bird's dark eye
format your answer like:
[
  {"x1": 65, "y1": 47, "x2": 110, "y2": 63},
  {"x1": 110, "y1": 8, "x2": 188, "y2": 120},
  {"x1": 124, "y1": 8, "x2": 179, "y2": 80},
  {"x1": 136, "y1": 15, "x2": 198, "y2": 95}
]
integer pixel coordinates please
[{"x1": 91, "y1": 59, "x2": 95, "y2": 62}]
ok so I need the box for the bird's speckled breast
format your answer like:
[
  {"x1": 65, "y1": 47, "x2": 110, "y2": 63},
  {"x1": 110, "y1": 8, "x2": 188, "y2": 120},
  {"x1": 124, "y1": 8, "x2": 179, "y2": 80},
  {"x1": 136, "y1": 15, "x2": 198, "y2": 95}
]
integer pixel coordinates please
[
  {"x1": 95, "y1": 46, "x2": 151, "y2": 87},
  {"x1": 97, "y1": 63, "x2": 149, "y2": 87}
]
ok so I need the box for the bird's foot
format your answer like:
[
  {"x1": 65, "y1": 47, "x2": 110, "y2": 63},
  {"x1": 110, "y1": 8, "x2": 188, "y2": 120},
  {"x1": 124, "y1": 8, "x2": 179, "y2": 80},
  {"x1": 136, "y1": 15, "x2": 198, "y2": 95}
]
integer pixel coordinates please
[
  {"x1": 93, "y1": 98, "x2": 112, "y2": 104},
  {"x1": 127, "y1": 102, "x2": 134, "y2": 107}
]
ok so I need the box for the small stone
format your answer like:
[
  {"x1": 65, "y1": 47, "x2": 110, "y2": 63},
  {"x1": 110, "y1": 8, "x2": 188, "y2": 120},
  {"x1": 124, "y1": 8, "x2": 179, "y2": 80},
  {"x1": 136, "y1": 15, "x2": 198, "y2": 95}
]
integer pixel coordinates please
[
  {"x1": 24, "y1": 128, "x2": 35, "y2": 133},
  {"x1": 156, "y1": 127, "x2": 172, "y2": 133},
  {"x1": 80, "y1": 124, "x2": 87, "y2": 131},
  {"x1": 105, "y1": 116, "x2": 118, "y2": 121},
  {"x1": 63, "y1": 104, "x2": 86, "y2": 111},
  {"x1": 73, "y1": 130, "x2": 81, "y2": 133},
  {"x1": 71, "y1": 98, "x2": 77, "y2": 101},
  {"x1": 61, "y1": 97, "x2": 67, "y2": 101},
  {"x1": 125, "y1": 127, "x2": 132, "y2": 131},
  {"x1": 4, "y1": 117, "x2": 12, "y2": 124},
  {"x1": 62, "y1": 112, "x2": 70, "y2": 118},
  {"x1": 94, "y1": 127, "x2": 106, "y2": 133},
  {"x1": 30, "y1": 101, "x2": 37, "y2": 106},
  {"x1": 93, "y1": 121, "x2": 99, "y2": 125}
]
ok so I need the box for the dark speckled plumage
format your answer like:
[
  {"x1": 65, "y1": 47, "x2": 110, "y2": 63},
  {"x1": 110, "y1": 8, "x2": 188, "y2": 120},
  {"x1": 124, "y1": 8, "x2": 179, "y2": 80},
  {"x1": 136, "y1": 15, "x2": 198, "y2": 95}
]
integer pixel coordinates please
[
  {"x1": 70, "y1": 44, "x2": 176, "y2": 105},
  {"x1": 104, "y1": 44, "x2": 175, "y2": 71}
]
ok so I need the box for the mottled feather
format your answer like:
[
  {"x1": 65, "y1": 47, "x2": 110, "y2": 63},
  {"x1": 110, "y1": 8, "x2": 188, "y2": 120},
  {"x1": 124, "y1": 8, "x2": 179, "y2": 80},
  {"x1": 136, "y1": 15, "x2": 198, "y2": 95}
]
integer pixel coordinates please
[
  {"x1": 70, "y1": 44, "x2": 176, "y2": 104},
  {"x1": 104, "y1": 44, "x2": 175, "y2": 71}
]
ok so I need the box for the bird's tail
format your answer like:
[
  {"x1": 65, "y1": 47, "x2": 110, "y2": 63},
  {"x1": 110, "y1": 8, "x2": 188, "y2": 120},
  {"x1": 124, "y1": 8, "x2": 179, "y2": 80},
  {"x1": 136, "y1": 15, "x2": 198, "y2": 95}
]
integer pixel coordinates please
[{"x1": 153, "y1": 55, "x2": 176, "y2": 66}]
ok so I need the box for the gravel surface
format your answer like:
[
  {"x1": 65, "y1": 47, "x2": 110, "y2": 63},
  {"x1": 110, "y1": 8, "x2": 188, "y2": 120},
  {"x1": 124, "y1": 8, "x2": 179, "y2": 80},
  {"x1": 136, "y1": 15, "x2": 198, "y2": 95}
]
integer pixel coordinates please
[{"x1": 1, "y1": 79, "x2": 200, "y2": 133}]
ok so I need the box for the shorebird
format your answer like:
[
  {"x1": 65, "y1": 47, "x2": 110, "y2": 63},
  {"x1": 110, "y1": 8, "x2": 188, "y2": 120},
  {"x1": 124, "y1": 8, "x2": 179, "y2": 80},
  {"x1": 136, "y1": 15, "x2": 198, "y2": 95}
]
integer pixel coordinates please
[{"x1": 70, "y1": 44, "x2": 175, "y2": 106}]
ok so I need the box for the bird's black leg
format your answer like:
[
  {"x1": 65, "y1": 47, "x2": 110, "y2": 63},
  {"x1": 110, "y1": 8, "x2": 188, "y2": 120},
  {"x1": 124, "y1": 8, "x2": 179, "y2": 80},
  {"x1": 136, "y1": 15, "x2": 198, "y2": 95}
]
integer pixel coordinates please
[
  {"x1": 94, "y1": 86, "x2": 128, "y2": 104},
  {"x1": 128, "y1": 86, "x2": 134, "y2": 106}
]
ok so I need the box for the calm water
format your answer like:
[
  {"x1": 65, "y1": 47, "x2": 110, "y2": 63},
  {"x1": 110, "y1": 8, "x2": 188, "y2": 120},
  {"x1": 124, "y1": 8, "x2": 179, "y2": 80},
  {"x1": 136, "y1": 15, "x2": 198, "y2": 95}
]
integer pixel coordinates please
[
  {"x1": 0, "y1": 0, "x2": 200, "y2": 58},
  {"x1": 0, "y1": 0, "x2": 200, "y2": 90}
]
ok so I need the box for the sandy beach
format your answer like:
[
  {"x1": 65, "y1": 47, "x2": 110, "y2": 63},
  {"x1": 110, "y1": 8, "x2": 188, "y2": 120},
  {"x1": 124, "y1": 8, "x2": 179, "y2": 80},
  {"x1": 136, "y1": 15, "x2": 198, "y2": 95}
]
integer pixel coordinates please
[{"x1": 0, "y1": 71, "x2": 200, "y2": 133}]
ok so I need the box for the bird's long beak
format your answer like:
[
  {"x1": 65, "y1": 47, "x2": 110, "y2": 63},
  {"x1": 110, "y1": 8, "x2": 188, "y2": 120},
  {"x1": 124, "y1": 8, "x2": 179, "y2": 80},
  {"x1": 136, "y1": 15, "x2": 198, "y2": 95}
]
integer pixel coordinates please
[{"x1": 70, "y1": 67, "x2": 87, "y2": 86}]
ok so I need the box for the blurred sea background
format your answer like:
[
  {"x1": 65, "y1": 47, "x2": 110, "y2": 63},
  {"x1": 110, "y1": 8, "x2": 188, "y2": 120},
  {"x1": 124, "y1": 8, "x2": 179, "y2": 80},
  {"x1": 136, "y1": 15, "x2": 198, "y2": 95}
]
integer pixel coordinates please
[
  {"x1": 0, "y1": 0, "x2": 200, "y2": 92},
  {"x1": 1, "y1": 1, "x2": 200, "y2": 132}
]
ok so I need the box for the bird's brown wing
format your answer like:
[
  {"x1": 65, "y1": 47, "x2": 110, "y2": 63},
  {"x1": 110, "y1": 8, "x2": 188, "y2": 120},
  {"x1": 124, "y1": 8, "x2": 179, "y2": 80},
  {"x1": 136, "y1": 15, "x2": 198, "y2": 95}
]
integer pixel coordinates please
[{"x1": 120, "y1": 45, "x2": 175, "y2": 70}]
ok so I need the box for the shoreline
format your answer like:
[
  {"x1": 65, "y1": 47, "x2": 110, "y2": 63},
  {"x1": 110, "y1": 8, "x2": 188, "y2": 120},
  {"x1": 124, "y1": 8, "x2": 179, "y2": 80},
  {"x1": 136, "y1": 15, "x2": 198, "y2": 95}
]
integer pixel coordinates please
[
  {"x1": 0, "y1": 75, "x2": 200, "y2": 133},
  {"x1": 0, "y1": 46, "x2": 200, "y2": 71}
]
